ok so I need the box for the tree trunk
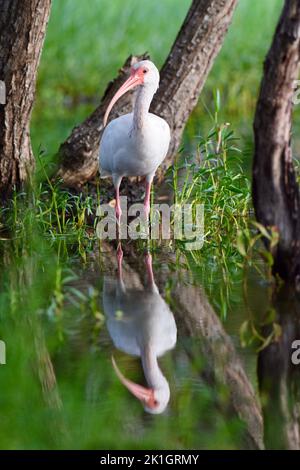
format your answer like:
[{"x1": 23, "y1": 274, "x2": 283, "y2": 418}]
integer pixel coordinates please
[
  {"x1": 58, "y1": 0, "x2": 238, "y2": 187},
  {"x1": 0, "y1": 0, "x2": 51, "y2": 197},
  {"x1": 258, "y1": 286, "x2": 300, "y2": 449},
  {"x1": 252, "y1": 0, "x2": 300, "y2": 286}
]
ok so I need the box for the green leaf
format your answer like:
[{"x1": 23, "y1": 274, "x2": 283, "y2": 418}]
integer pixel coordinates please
[
  {"x1": 273, "y1": 322, "x2": 282, "y2": 341},
  {"x1": 236, "y1": 230, "x2": 247, "y2": 257},
  {"x1": 256, "y1": 333, "x2": 274, "y2": 352},
  {"x1": 252, "y1": 221, "x2": 271, "y2": 240},
  {"x1": 260, "y1": 249, "x2": 274, "y2": 267},
  {"x1": 240, "y1": 320, "x2": 250, "y2": 347},
  {"x1": 262, "y1": 307, "x2": 276, "y2": 325},
  {"x1": 214, "y1": 89, "x2": 221, "y2": 114}
]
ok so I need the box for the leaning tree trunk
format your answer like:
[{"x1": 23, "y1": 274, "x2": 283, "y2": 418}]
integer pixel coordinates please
[
  {"x1": 252, "y1": 0, "x2": 300, "y2": 285},
  {"x1": 58, "y1": 0, "x2": 238, "y2": 187},
  {"x1": 0, "y1": 0, "x2": 51, "y2": 198}
]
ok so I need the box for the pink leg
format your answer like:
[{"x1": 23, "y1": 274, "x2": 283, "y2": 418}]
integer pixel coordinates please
[
  {"x1": 145, "y1": 252, "x2": 154, "y2": 286},
  {"x1": 114, "y1": 176, "x2": 122, "y2": 223},
  {"x1": 144, "y1": 178, "x2": 153, "y2": 220},
  {"x1": 117, "y1": 242, "x2": 123, "y2": 281}
]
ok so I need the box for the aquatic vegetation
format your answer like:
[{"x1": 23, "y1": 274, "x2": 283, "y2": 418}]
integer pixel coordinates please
[
  {"x1": 2, "y1": 105, "x2": 258, "y2": 324},
  {"x1": 164, "y1": 107, "x2": 251, "y2": 316},
  {"x1": 0, "y1": 117, "x2": 284, "y2": 449},
  {"x1": 0, "y1": 0, "x2": 297, "y2": 452},
  {"x1": 170, "y1": 121, "x2": 250, "y2": 260}
]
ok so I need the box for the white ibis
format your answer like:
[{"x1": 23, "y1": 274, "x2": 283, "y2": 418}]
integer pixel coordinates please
[
  {"x1": 99, "y1": 60, "x2": 170, "y2": 222},
  {"x1": 103, "y1": 248, "x2": 177, "y2": 414}
]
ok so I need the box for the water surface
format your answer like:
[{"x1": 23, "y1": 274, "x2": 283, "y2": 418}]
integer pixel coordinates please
[{"x1": 1, "y1": 239, "x2": 298, "y2": 449}]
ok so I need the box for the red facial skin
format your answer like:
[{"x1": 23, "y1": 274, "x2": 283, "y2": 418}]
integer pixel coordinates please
[
  {"x1": 103, "y1": 66, "x2": 149, "y2": 127},
  {"x1": 112, "y1": 356, "x2": 158, "y2": 411}
]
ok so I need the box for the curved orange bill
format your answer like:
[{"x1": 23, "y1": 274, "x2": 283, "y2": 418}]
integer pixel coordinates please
[
  {"x1": 112, "y1": 356, "x2": 156, "y2": 408},
  {"x1": 103, "y1": 70, "x2": 143, "y2": 127}
]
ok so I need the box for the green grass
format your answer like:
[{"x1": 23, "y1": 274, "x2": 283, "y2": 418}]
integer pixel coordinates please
[
  {"x1": 0, "y1": 141, "x2": 255, "y2": 448},
  {"x1": 166, "y1": 107, "x2": 254, "y2": 319},
  {"x1": 171, "y1": 121, "x2": 250, "y2": 264},
  {"x1": 0, "y1": 105, "x2": 276, "y2": 448},
  {"x1": 6, "y1": 103, "x2": 260, "y2": 322},
  {"x1": 0, "y1": 206, "x2": 253, "y2": 450}
]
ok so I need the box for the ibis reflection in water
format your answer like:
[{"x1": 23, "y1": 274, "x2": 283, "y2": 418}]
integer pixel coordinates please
[{"x1": 102, "y1": 246, "x2": 177, "y2": 414}]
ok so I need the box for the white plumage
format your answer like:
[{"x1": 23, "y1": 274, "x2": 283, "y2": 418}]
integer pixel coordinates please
[
  {"x1": 103, "y1": 250, "x2": 177, "y2": 414},
  {"x1": 99, "y1": 60, "x2": 170, "y2": 221}
]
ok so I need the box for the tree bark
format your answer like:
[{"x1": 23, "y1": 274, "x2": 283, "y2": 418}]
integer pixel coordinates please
[
  {"x1": 58, "y1": 0, "x2": 238, "y2": 187},
  {"x1": 252, "y1": 0, "x2": 300, "y2": 285},
  {"x1": 258, "y1": 286, "x2": 300, "y2": 449},
  {"x1": 0, "y1": 0, "x2": 51, "y2": 197}
]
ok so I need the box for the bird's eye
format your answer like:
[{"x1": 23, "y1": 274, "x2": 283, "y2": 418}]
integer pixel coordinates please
[{"x1": 143, "y1": 69, "x2": 148, "y2": 74}]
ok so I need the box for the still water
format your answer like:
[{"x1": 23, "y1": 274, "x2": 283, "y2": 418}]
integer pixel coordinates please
[{"x1": 1, "y1": 238, "x2": 299, "y2": 450}]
